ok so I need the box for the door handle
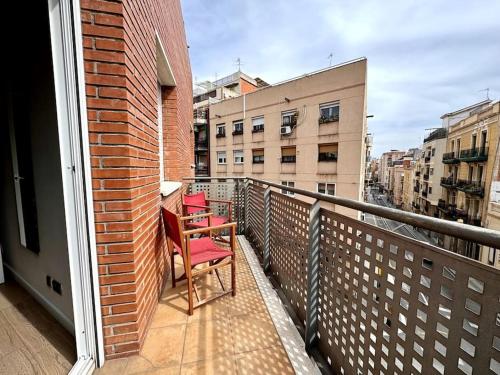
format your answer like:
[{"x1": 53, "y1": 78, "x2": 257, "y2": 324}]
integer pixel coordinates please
[{"x1": 14, "y1": 175, "x2": 24, "y2": 181}]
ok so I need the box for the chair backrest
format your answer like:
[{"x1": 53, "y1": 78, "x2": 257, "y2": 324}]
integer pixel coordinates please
[
  {"x1": 161, "y1": 207, "x2": 183, "y2": 250},
  {"x1": 183, "y1": 192, "x2": 207, "y2": 215}
]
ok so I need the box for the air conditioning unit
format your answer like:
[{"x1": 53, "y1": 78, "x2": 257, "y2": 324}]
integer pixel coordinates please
[{"x1": 280, "y1": 126, "x2": 292, "y2": 135}]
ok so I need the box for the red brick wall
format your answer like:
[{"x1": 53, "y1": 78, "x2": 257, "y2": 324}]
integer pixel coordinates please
[
  {"x1": 240, "y1": 77, "x2": 258, "y2": 94},
  {"x1": 81, "y1": 0, "x2": 193, "y2": 359}
]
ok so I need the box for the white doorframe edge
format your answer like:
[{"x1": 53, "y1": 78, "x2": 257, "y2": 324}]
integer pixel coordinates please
[{"x1": 48, "y1": 0, "x2": 104, "y2": 372}]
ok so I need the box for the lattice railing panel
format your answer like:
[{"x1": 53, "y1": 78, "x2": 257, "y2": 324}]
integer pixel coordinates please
[
  {"x1": 318, "y1": 208, "x2": 500, "y2": 375},
  {"x1": 246, "y1": 184, "x2": 265, "y2": 257},
  {"x1": 188, "y1": 182, "x2": 238, "y2": 221},
  {"x1": 269, "y1": 191, "x2": 311, "y2": 324}
]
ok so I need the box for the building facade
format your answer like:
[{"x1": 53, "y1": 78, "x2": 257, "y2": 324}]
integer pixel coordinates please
[
  {"x1": 379, "y1": 150, "x2": 405, "y2": 192},
  {"x1": 193, "y1": 72, "x2": 263, "y2": 176},
  {"x1": 209, "y1": 58, "x2": 368, "y2": 218},
  {"x1": 438, "y1": 102, "x2": 499, "y2": 263}
]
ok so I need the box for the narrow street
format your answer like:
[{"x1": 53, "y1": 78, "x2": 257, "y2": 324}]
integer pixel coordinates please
[{"x1": 363, "y1": 186, "x2": 433, "y2": 244}]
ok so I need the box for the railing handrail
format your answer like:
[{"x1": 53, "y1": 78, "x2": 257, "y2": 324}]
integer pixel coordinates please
[{"x1": 182, "y1": 176, "x2": 500, "y2": 249}]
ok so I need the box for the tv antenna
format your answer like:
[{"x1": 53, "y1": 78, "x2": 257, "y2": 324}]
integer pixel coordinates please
[
  {"x1": 479, "y1": 88, "x2": 490, "y2": 100},
  {"x1": 327, "y1": 53, "x2": 333, "y2": 66},
  {"x1": 235, "y1": 57, "x2": 243, "y2": 72}
]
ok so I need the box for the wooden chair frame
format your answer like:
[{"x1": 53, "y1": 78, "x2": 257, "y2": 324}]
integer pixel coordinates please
[
  {"x1": 164, "y1": 211, "x2": 236, "y2": 315},
  {"x1": 181, "y1": 192, "x2": 233, "y2": 225}
]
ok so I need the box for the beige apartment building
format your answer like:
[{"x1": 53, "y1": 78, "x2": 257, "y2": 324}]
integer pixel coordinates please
[
  {"x1": 438, "y1": 101, "x2": 499, "y2": 263},
  {"x1": 209, "y1": 58, "x2": 368, "y2": 218},
  {"x1": 379, "y1": 150, "x2": 405, "y2": 192}
]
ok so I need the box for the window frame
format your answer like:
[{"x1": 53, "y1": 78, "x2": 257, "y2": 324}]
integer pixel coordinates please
[
  {"x1": 252, "y1": 149, "x2": 264, "y2": 164},
  {"x1": 281, "y1": 110, "x2": 298, "y2": 127},
  {"x1": 319, "y1": 101, "x2": 340, "y2": 124},
  {"x1": 251, "y1": 116, "x2": 265, "y2": 133},
  {"x1": 217, "y1": 151, "x2": 227, "y2": 165},
  {"x1": 318, "y1": 143, "x2": 338, "y2": 162},
  {"x1": 233, "y1": 149, "x2": 244, "y2": 164},
  {"x1": 318, "y1": 182, "x2": 336, "y2": 196},
  {"x1": 216, "y1": 123, "x2": 226, "y2": 138},
  {"x1": 232, "y1": 120, "x2": 244, "y2": 135},
  {"x1": 281, "y1": 181, "x2": 295, "y2": 196}
]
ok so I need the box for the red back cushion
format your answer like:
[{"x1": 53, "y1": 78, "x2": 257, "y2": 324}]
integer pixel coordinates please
[
  {"x1": 162, "y1": 207, "x2": 183, "y2": 249},
  {"x1": 183, "y1": 192, "x2": 207, "y2": 215}
]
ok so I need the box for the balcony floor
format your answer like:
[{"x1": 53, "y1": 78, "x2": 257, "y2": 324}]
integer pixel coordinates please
[{"x1": 96, "y1": 237, "x2": 309, "y2": 375}]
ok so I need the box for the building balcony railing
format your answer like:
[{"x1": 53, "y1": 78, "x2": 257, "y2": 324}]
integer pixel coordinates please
[
  {"x1": 183, "y1": 176, "x2": 500, "y2": 375},
  {"x1": 440, "y1": 176, "x2": 457, "y2": 188},
  {"x1": 232, "y1": 129, "x2": 243, "y2": 136},
  {"x1": 457, "y1": 180, "x2": 485, "y2": 197},
  {"x1": 194, "y1": 165, "x2": 209, "y2": 176},
  {"x1": 442, "y1": 151, "x2": 460, "y2": 164},
  {"x1": 412, "y1": 201, "x2": 420, "y2": 209},
  {"x1": 318, "y1": 114, "x2": 339, "y2": 124},
  {"x1": 216, "y1": 131, "x2": 226, "y2": 138},
  {"x1": 422, "y1": 189, "x2": 428, "y2": 197},
  {"x1": 459, "y1": 147, "x2": 488, "y2": 162}
]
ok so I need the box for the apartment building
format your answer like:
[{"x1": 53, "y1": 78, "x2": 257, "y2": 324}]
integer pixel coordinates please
[
  {"x1": 418, "y1": 128, "x2": 447, "y2": 217},
  {"x1": 209, "y1": 58, "x2": 368, "y2": 218},
  {"x1": 193, "y1": 72, "x2": 265, "y2": 176},
  {"x1": 379, "y1": 150, "x2": 405, "y2": 192},
  {"x1": 438, "y1": 101, "x2": 499, "y2": 263},
  {"x1": 401, "y1": 154, "x2": 417, "y2": 211},
  {"x1": 486, "y1": 145, "x2": 500, "y2": 267}
]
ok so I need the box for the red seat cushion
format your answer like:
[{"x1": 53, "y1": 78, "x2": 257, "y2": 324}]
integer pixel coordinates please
[
  {"x1": 175, "y1": 237, "x2": 233, "y2": 266},
  {"x1": 185, "y1": 215, "x2": 228, "y2": 228}
]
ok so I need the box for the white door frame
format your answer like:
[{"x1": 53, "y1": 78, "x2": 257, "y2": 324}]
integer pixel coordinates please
[{"x1": 48, "y1": 0, "x2": 104, "y2": 372}]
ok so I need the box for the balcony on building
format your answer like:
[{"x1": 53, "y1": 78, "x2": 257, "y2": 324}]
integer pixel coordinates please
[
  {"x1": 440, "y1": 176, "x2": 457, "y2": 188},
  {"x1": 442, "y1": 151, "x2": 460, "y2": 164},
  {"x1": 457, "y1": 180, "x2": 485, "y2": 197},
  {"x1": 459, "y1": 147, "x2": 488, "y2": 162},
  {"x1": 169, "y1": 176, "x2": 500, "y2": 375}
]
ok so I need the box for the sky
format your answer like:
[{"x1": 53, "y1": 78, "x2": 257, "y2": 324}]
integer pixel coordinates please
[{"x1": 181, "y1": 0, "x2": 500, "y2": 157}]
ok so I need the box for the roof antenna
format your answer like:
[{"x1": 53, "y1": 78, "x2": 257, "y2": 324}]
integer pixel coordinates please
[
  {"x1": 327, "y1": 53, "x2": 333, "y2": 67},
  {"x1": 235, "y1": 57, "x2": 243, "y2": 72},
  {"x1": 479, "y1": 88, "x2": 490, "y2": 100}
]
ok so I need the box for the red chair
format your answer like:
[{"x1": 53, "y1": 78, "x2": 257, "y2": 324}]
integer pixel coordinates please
[
  {"x1": 182, "y1": 192, "x2": 232, "y2": 230},
  {"x1": 162, "y1": 207, "x2": 236, "y2": 315}
]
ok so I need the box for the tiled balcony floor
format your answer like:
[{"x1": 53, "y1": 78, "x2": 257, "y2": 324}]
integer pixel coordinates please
[{"x1": 97, "y1": 238, "x2": 295, "y2": 374}]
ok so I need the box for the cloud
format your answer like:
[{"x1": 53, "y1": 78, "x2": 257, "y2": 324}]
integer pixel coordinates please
[{"x1": 181, "y1": 0, "x2": 500, "y2": 156}]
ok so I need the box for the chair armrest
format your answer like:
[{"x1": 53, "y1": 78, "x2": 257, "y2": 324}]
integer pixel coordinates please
[
  {"x1": 183, "y1": 222, "x2": 236, "y2": 237},
  {"x1": 180, "y1": 212, "x2": 213, "y2": 221},
  {"x1": 183, "y1": 203, "x2": 211, "y2": 210}
]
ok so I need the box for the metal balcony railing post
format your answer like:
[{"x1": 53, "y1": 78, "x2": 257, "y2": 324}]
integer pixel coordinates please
[
  {"x1": 263, "y1": 186, "x2": 272, "y2": 272},
  {"x1": 304, "y1": 200, "x2": 321, "y2": 352},
  {"x1": 235, "y1": 179, "x2": 240, "y2": 233},
  {"x1": 244, "y1": 179, "x2": 250, "y2": 235}
]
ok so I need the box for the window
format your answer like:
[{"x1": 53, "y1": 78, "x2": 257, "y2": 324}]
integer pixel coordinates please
[
  {"x1": 234, "y1": 150, "x2": 244, "y2": 164},
  {"x1": 282, "y1": 110, "x2": 298, "y2": 126},
  {"x1": 281, "y1": 181, "x2": 295, "y2": 196},
  {"x1": 281, "y1": 146, "x2": 296, "y2": 163},
  {"x1": 431, "y1": 148, "x2": 435, "y2": 156},
  {"x1": 318, "y1": 143, "x2": 338, "y2": 162},
  {"x1": 429, "y1": 187, "x2": 432, "y2": 194},
  {"x1": 252, "y1": 116, "x2": 264, "y2": 133},
  {"x1": 319, "y1": 102, "x2": 340, "y2": 123},
  {"x1": 318, "y1": 183, "x2": 335, "y2": 196},
  {"x1": 252, "y1": 149, "x2": 264, "y2": 164},
  {"x1": 217, "y1": 151, "x2": 226, "y2": 164},
  {"x1": 488, "y1": 248, "x2": 497, "y2": 266},
  {"x1": 232, "y1": 120, "x2": 244, "y2": 135},
  {"x1": 216, "y1": 123, "x2": 226, "y2": 138}
]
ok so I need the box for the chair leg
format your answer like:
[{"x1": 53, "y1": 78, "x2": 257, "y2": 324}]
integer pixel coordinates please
[
  {"x1": 231, "y1": 255, "x2": 236, "y2": 296},
  {"x1": 171, "y1": 252, "x2": 176, "y2": 288},
  {"x1": 187, "y1": 275, "x2": 194, "y2": 315}
]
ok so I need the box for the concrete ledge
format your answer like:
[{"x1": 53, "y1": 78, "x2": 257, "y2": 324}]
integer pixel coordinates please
[
  {"x1": 160, "y1": 181, "x2": 182, "y2": 197},
  {"x1": 238, "y1": 235, "x2": 320, "y2": 375}
]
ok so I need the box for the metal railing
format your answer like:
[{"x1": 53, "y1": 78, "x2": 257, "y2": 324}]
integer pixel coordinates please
[
  {"x1": 183, "y1": 176, "x2": 500, "y2": 375},
  {"x1": 442, "y1": 151, "x2": 460, "y2": 164},
  {"x1": 460, "y1": 147, "x2": 488, "y2": 162},
  {"x1": 441, "y1": 176, "x2": 457, "y2": 188}
]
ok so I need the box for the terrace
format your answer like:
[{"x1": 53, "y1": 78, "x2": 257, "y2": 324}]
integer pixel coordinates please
[{"x1": 100, "y1": 177, "x2": 500, "y2": 375}]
